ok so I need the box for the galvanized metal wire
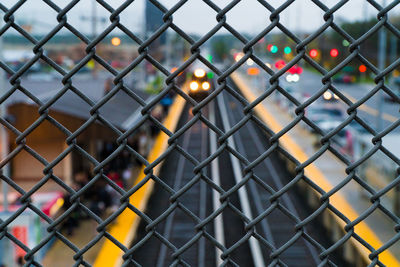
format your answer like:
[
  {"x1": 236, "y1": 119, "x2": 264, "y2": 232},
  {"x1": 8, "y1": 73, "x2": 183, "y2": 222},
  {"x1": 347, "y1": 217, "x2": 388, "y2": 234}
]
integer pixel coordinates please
[{"x1": 0, "y1": 0, "x2": 399, "y2": 266}]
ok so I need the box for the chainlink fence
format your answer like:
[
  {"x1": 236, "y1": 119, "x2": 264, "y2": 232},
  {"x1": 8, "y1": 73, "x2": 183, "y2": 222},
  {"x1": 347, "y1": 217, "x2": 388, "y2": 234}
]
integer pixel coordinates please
[{"x1": 0, "y1": 0, "x2": 400, "y2": 266}]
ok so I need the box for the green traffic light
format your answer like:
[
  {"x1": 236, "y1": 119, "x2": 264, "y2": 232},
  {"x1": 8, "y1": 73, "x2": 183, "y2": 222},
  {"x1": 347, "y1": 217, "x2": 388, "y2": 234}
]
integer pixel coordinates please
[
  {"x1": 207, "y1": 54, "x2": 213, "y2": 63},
  {"x1": 342, "y1": 40, "x2": 350, "y2": 47},
  {"x1": 271, "y1": 45, "x2": 278, "y2": 53},
  {"x1": 284, "y1": 46, "x2": 291, "y2": 54},
  {"x1": 207, "y1": 72, "x2": 214, "y2": 79}
]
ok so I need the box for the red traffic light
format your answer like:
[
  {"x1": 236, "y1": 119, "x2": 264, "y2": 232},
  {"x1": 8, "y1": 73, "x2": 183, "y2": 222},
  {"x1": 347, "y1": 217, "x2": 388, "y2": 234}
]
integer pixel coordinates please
[
  {"x1": 309, "y1": 49, "x2": 318, "y2": 58},
  {"x1": 267, "y1": 44, "x2": 273, "y2": 51},
  {"x1": 359, "y1": 64, "x2": 367, "y2": 73},
  {"x1": 330, "y1": 48, "x2": 339, "y2": 57}
]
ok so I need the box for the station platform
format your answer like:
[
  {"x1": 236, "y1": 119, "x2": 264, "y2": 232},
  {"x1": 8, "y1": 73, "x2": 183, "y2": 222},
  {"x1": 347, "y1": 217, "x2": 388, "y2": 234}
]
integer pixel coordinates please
[
  {"x1": 41, "y1": 166, "x2": 142, "y2": 265},
  {"x1": 231, "y1": 72, "x2": 400, "y2": 266}
]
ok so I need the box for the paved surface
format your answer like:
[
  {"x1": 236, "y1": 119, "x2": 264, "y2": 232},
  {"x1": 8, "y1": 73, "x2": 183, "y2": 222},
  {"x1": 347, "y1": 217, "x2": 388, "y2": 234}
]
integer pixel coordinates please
[
  {"x1": 289, "y1": 70, "x2": 399, "y2": 131},
  {"x1": 235, "y1": 72, "x2": 400, "y2": 263},
  {"x1": 41, "y1": 166, "x2": 141, "y2": 265},
  {"x1": 42, "y1": 220, "x2": 104, "y2": 267}
]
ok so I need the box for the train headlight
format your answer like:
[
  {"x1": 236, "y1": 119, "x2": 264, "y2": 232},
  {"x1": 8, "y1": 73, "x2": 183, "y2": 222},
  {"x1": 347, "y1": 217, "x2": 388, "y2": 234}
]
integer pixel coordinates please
[
  {"x1": 194, "y1": 68, "x2": 206, "y2": 78},
  {"x1": 202, "y1": 81, "x2": 210, "y2": 90},
  {"x1": 190, "y1": 81, "x2": 199, "y2": 91},
  {"x1": 333, "y1": 94, "x2": 339, "y2": 100},
  {"x1": 323, "y1": 91, "x2": 332, "y2": 100}
]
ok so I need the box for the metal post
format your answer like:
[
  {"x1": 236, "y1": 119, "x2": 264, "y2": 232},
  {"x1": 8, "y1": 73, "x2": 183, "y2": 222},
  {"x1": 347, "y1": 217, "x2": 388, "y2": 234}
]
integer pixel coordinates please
[
  {"x1": 391, "y1": 35, "x2": 400, "y2": 216},
  {"x1": 376, "y1": 0, "x2": 386, "y2": 132},
  {"x1": 363, "y1": 1, "x2": 368, "y2": 21},
  {"x1": 140, "y1": 16, "x2": 147, "y2": 90},
  {"x1": 165, "y1": 30, "x2": 171, "y2": 69},
  {"x1": 0, "y1": 24, "x2": 8, "y2": 212},
  {"x1": 0, "y1": 19, "x2": 12, "y2": 267}
]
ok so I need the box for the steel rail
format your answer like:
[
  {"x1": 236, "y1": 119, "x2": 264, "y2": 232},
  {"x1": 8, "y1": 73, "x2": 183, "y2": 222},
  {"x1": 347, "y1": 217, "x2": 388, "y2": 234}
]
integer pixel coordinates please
[
  {"x1": 219, "y1": 91, "x2": 282, "y2": 264},
  {"x1": 222, "y1": 88, "x2": 321, "y2": 266},
  {"x1": 156, "y1": 106, "x2": 209, "y2": 267},
  {"x1": 156, "y1": 118, "x2": 194, "y2": 267},
  {"x1": 209, "y1": 101, "x2": 226, "y2": 266},
  {"x1": 216, "y1": 93, "x2": 266, "y2": 267},
  {"x1": 244, "y1": 116, "x2": 321, "y2": 265},
  {"x1": 197, "y1": 109, "x2": 209, "y2": 267}
]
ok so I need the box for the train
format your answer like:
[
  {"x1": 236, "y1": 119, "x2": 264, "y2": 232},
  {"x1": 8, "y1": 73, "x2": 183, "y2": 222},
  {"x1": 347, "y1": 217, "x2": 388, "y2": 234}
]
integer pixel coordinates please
[{"x1": 188, "y1": 68, "x2": 213, "y2": 101}]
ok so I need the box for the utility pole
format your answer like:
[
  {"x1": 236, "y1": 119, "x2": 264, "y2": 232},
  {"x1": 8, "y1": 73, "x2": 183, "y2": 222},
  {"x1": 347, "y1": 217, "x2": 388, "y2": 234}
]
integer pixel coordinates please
[
  {"x1": 363, "y1": 0, "x2": 368, "y2": 21},
  {"x1": 92, "y1": 0, "x2": 97, "y2": 40},
  {"x1": 80, "y1": 0, "x2": 104, "y2": 39},
  {"x1": 165, "y1": 29, "x2": 171, "y2": 69},
  {"x1": 140, "y1": 6, "x2": 147, "y2": 90},
  {"x1": 390, "y1": 35, "x2": 397, "y2": 79},
  {"x1": 80, "y1": 0, "x2": 106, "y2": 77},
  {"x1": 376, "y1": 0, "x2": 386, "y2": 132}
]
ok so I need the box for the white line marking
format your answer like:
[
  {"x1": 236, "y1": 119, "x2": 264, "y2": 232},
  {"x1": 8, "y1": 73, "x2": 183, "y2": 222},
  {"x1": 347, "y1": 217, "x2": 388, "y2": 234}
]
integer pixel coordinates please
[
  {"x1": 216, "y1": 93, "x2": 266, "y2": 267},
  {"x1": 209, "y1": 102, "x2": 225, "y2": 266}
]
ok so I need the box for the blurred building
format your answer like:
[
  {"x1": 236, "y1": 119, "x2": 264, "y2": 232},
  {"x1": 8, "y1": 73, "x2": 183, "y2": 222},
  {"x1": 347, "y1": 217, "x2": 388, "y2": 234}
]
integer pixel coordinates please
[
  {"x1": 8, "y1": 103, "x2": 114, "y2": 189},
  {"x1": 7, "y1": 88, "x2": 150, "y2": 190},
  {"x1": 145, "y1": 1, "x2": 166, "y2": 61}
]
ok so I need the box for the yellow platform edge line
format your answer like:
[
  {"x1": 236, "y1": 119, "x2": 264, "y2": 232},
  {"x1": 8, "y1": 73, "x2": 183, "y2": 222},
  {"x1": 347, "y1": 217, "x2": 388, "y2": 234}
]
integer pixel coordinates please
[
  {"x1": 94, "y1": 92, "x2": 187, "y2": 267},
  {"x1": 231, "y1": 72, "x2": 399, "y2": 266}
]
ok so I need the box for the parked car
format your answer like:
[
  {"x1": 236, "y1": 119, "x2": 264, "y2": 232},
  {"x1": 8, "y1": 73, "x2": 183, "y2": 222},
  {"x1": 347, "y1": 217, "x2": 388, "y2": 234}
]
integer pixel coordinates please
[
  {"x1": 306, "y1": 104, "x2": 345, "y2": 121},
  {"x1": 333, "y1": 74, "x2": 355, "y2": 84},
  {"x1": 305, "y1": 104, "x2": 345, "y2": 133}
]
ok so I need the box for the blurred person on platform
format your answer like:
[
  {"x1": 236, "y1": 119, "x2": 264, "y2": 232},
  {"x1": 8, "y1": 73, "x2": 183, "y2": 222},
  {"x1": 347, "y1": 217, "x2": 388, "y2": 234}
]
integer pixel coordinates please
[
  {"x1": 61, "y1": 182, "x2": 81, "y2": 235},
  {"x1": 103, "y1": 77, "x2": 113, "y2": 96},
  {"x1": 149, "y1": 105, "x2": 163, "y2": 136},
  {"x1": 160, "y1": 92, "x2": 173, "y2": 113}
]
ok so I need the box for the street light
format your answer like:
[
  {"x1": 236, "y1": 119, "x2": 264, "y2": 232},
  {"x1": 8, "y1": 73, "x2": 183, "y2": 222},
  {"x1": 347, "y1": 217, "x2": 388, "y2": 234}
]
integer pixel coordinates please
[{"x1": 111, "y1": 37, "x2": 121, "y2": 46}]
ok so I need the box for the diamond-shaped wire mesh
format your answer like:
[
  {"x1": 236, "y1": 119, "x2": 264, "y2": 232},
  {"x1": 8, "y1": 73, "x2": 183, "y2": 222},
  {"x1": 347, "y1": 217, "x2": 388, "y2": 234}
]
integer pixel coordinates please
[{"x1": 0, "y1": 0, "x2": 399, "y2": 266}]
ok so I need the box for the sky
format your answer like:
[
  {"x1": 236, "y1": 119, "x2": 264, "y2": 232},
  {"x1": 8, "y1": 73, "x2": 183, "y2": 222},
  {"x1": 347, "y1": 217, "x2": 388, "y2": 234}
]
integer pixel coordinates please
[{"x1": 0, "y1": 0, "x2": 391, "y2": 36}]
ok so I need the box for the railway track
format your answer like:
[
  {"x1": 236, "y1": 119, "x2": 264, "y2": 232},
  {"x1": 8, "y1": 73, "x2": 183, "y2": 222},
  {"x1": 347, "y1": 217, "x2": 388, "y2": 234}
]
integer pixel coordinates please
[
  {"x1": 129, "y1": 80, "x2": 343, "y2": 266},
  {"x1": 131, "y1": 105, "x2": 215, "y2": 266},
  {"x1": 218, "y1": 85, "x2": 321, "y2": 266}
]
